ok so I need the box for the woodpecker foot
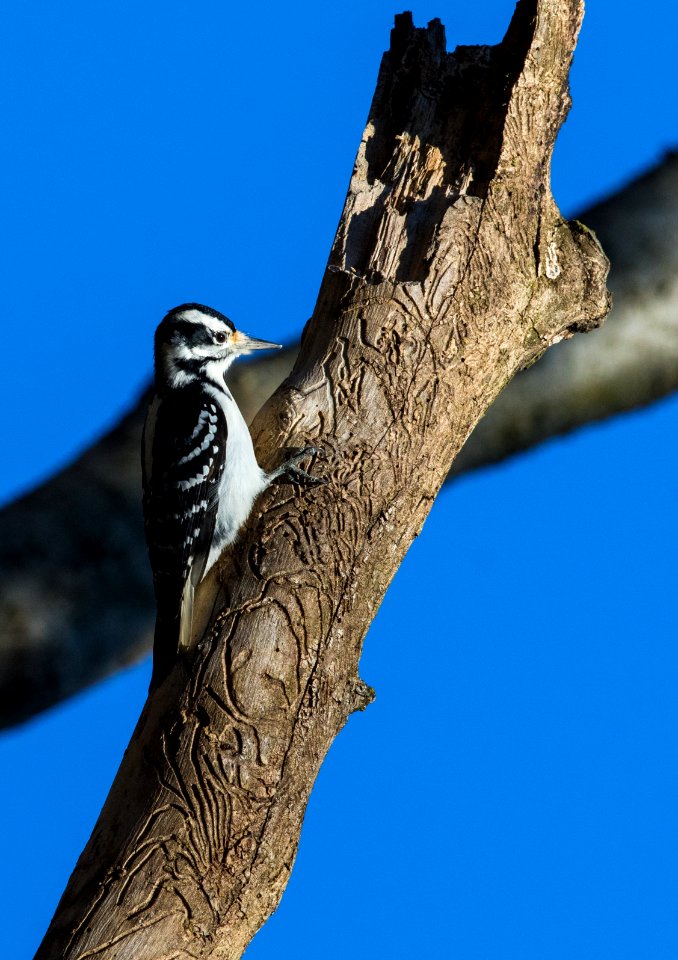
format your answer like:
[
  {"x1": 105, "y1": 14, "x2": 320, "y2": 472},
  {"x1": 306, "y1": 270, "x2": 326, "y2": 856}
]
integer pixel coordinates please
[{"x1": 273, "y1": 446, "x2": 327, "y2": 486}]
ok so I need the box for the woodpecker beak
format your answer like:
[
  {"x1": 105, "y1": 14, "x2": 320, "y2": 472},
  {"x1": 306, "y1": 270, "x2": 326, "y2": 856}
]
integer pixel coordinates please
[{"x1": 233, "y1": 331, "x2": 282, "y2": 354}]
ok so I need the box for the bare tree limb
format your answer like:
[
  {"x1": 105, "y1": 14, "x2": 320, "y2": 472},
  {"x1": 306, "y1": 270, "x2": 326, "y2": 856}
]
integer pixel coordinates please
[
  {"x1": 11, "y1": 21, "x2": 678, "y2": 736},
  {"x1": 0, "y1": 142, "x2": 674, "y2": 731},
  {"x1": 34, "y1": 4, "x2": 608, "y2": 957},
  {"x1": 454, "y1": 149, "x2": 678, "y2": 472}
]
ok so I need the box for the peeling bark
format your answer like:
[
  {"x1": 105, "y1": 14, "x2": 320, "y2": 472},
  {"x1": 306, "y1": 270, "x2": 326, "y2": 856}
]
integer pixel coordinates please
[{"x1": 34, "y1": 5, "x2": 608, "y2": 958}]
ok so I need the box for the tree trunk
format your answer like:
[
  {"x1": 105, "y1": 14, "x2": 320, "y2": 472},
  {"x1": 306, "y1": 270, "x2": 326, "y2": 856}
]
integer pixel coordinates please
[
  {"x1": 35, "y1": 5, "x2": 608, "y2": 956},
  {"x1": 6, "y1": 151, "x2": 678, "y2": 728}
]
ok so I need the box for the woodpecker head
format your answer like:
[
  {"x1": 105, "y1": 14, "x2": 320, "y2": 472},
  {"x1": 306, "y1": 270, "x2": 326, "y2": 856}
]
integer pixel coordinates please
[{"x1": 155, "y1": 303, "x2": 281, "y2": 388}]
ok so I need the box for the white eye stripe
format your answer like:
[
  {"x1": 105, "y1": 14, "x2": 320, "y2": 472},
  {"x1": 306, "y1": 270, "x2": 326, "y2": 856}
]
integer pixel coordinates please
[{"x1": 176, "y1": 309, "x2": 233, "y2": 336}]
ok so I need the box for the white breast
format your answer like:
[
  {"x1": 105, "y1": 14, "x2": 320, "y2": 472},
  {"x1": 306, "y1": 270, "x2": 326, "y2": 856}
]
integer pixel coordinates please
[{"x1": 204, "y1": 383, "x2": 267, "y2": 572}]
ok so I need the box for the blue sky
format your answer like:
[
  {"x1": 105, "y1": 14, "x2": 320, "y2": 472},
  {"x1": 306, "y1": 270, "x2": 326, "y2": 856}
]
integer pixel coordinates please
[{"x1": 1, "y1": 2, "x2": 677, "y2": 957}]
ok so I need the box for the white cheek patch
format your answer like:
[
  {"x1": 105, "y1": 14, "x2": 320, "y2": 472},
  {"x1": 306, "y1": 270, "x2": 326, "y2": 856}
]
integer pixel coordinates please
[
  {"x1": 175, "y1": 338, "x2": 229, "y2": 362},
  {"x1": 165, "y1": 342, "x2": 228, "y2": 387},
  {"x1": 193, "y1": 344, "x2": 220, "y2": 359}
]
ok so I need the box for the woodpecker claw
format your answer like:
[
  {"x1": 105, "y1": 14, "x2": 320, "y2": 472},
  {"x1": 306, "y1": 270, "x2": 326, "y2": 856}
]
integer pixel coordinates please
[
  {"x1": 286, "y1": 465, "x2": 328, "y2": 487},
  {"x1": 289, "y1": 445, "x2": 326, "y2": 464},
  {"x1": 272, "y1": 446, "x2": 327, "y2": 485}
]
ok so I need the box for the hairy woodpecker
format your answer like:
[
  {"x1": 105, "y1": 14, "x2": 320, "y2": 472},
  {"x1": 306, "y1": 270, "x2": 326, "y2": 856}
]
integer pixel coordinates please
[{"x1": 142, "y1": 303, "x2": 323, "y2": 687}]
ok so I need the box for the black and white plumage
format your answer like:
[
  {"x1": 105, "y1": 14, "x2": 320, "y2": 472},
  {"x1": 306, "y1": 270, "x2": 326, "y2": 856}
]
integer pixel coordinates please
[{"x1": 142, "y1": 303, "x2": 323, "y2": 688}]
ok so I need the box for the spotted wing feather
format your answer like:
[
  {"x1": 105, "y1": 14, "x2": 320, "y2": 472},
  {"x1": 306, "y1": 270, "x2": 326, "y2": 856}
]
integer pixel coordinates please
[{"x1": 142, "y1": 383, "x2": 226, "y2": 685}]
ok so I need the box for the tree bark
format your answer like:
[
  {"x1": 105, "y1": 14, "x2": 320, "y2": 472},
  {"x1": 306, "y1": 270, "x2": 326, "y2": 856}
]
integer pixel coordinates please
[
  {"x1": 34, "y1": 5, "x2": 608, "y2": 958},
  {"x1": 1, "y1": 154, "x2": 676, "y2": 732},
  {"x1": 454, "y1": 149, "x2": 678, "y2": 473}
]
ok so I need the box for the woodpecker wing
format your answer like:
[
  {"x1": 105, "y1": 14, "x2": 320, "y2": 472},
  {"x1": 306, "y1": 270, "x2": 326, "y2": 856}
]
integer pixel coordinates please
[{"x1": 142, "y1": 383, "x2": 226, "y2": 684}]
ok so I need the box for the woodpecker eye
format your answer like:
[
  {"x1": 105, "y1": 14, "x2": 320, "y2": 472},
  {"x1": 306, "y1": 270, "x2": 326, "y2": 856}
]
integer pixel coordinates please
[{"x1": 214, "y1": 332, "x2": 227, "y2": 344}]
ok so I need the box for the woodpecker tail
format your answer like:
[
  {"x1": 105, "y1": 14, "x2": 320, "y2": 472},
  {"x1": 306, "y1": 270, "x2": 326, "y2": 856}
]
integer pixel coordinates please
[
  {"x1": 149, "y1": 570, "x2": 199, "y2": 690},
  {"x1": 150, "y1": 625, "x2": 174, "y2": 690},
  {"x1": 150, "y1": 556, "x2": 205, "y2": 690},
  {"x1": 178, "y1": 578, "x2": 195, "y2": 653}
]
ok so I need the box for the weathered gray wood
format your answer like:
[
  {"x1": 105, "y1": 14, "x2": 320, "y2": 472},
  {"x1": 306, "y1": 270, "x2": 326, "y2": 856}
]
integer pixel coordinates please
[{"x1": 34, "y1": 4, "x2": 608, "y2": 957}]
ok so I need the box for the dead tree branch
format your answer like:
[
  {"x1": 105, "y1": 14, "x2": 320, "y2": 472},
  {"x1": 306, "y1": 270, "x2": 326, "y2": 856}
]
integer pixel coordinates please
[
  {"x1": 454, "y1": 150, "x2": 678, "y2": 472},
  {"x1": 34, "y1": 4, "x2": 608, "y2": 958},
  {"x1": 1, "y1": 149, "x2": 675, "y2": 732}
]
